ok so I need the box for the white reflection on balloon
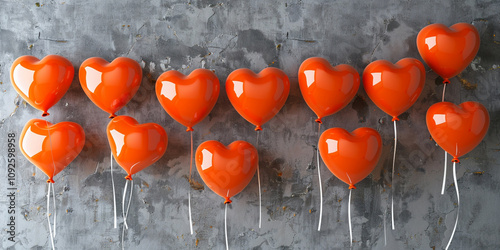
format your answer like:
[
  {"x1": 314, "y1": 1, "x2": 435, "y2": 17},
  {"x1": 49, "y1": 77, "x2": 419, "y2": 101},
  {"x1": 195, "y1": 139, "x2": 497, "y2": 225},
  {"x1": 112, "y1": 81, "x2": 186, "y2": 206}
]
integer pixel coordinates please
[
  {"x1": 161, "y1": 81, "x2": 177, "y2": 101},
  {"x1": 304, "y1": 70, "x2": 315, "y2": 87},
  {"x1": 326, "y1": 139, "x2": 338, "y2": 154},
  {"x1": 22, "y1": 126, "x2": 46, "y2": 157},
  {"x1": 13, "y1": 64, "x2": 35, "y2": 97},
  {"x1": 85, "y1": 66, "x2": 102, "y2": 93},
  {"x1": 425, "y1": 36, "x2": 437, "y2": 50},
  {"x1": 201, "y1": 149, "x2": 213, "y2": 170},
  {"x1": 433, "y1": 114, "x2": 446, "y2": 125},
  {"x1": 371, "y1": 72, "x2": 382, "y2": 86},
  {"x1": 110, "y1": 129, "x2": 125, "y2": 156},
  {"x1": 233, "y1": 81, "x2": 244, "y2": 98}
]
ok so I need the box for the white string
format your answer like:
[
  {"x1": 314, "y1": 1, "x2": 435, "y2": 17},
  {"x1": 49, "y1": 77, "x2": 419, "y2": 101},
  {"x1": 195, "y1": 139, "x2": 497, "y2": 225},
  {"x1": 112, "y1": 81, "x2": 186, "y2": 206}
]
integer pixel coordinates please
[
  {"x1": 125, "y1": 180, "x2": 133, "y2": 227},
  {"x1": 445, "y1": 162, "x2": 460, "y2": 250},
  {"x1": 111, "y1": 151, "x2": 117, "y2": 228},
  {"x1": 256, "y1": 131, "x2": 261, "y2": 229},
  {"x1": 442, "y1": 83, "x2": 447, "y2": 102},
  {"x1": 440, "y1": 85, "x2": 447, "y2": 196},
  {"x1": 225, "y1": 203, "x2": 229, "y2": 250},
  {"x1": 348, "y1": 188, "x2": 353, "y2": 247},
  {"x1": 188, "y1": 130, "x2": 194, "y2": 235},
  {"x1": 317, "y1": 123, "x2": 323, "y2": 231},
  {"x1": 122, "y1": 181, "x2": 129, "y2": 230},
  {"x1": 188, "y1": 190, "x2": 193, "y2": 234},
  {"x1": 121, "y1": 179, "x2": 133, "y2": 250},
  {"x1": 51, "y1": 182, "x2": 56, "y2": 236},
  {"x1": 441, "y1": 152, "x2": 448, "y2": 195},
  {"x1": 391, "y1": 120, "x2": 397, "y2": 230},
  {"x1": 47, "y1": 183, "x2": 55, "y2": 250}
]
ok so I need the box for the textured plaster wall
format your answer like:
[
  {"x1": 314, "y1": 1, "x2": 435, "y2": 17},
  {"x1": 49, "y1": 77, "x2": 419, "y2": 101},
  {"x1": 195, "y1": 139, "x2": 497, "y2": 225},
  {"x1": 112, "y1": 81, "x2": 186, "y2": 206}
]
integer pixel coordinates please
[{"x1": 0, "y1": 0, "x2": 499, "y2": 249}]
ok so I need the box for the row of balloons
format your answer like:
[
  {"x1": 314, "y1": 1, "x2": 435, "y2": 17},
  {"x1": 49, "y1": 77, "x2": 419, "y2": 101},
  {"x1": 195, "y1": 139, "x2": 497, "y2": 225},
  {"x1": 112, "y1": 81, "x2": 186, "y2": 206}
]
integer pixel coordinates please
[{"x1": 10, "y1": 22, "x2": 488, "y2": 249}]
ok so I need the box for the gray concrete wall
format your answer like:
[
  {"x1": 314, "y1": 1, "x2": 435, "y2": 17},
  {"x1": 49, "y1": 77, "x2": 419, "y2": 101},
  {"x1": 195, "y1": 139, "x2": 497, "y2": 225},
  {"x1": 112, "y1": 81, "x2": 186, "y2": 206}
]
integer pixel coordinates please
[{"x1": 1, "y1": 0, "x2": 499, "y2": 249}]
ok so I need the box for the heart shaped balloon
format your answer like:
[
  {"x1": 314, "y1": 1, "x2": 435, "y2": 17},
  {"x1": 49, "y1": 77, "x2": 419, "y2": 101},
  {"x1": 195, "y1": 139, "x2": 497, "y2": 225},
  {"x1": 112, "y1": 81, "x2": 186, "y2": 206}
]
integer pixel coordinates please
[
  {"x1": 19, "y1": 119, "x2": 85, "y2": 183},
  {"x1": 362, "y1": 58, "x2": 425, "y2": 121},
  {"x1": 156, "y1": 69, "x2": 220, "y2": 131},
  {"x1": 417, "y1": 23, "x2": 480, "y2": 81},
  {"x1": 299, "y1": 57, "x2": 360, "y2": 123},
  {"x1": 79, "y1": 57, "x2": 142, "y2": 118},
  {"x1": 10, "y1": 55, "x2": 74, "y2": 117},
  {"x1": 318, "y1": 127, "x2": 382, "y2": 189},
  {"x1": 226, "y1": 68, "x2": 290, "y2": 131},
  {"x1": 195, "y1": 140, "x2": 258, "y2": 203},
  {"x1": 426, "y1": 102, "x2": 489, "y2": 161},
  {"x1": 107, "y1": 116, "x2": 168, "y2": 180}
]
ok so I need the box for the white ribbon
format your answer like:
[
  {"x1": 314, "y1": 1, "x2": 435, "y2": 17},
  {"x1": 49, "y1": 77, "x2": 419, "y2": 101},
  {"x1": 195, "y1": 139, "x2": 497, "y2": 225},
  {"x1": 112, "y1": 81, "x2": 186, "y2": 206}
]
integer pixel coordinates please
[
  {"x1": 317, "y1": 123, "x2": 323, "y2": 231},
  {"x1": 445, "y1": 162, "x2": 460, "y2": 250}
]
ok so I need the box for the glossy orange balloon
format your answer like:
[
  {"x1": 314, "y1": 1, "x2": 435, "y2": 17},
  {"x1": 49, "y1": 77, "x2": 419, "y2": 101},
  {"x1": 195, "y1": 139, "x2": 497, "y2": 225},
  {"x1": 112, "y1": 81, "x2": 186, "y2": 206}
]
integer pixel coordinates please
[
  {"x1": 426, "y1": 102, "x2": 489, "y2": 161},
  {"x1": 362, "y1": 58, "x2": 425, "y2": 121},
  {"x1": 417, "y1": 23, "x2": 480, "y2": 81},
  {"x1": 298, "y1": 57, "x2": 360, "y2": 123},
  {"x1": 226, "y1": 68, "x2": 290, "y2": 131},
  {"x1": 107, "y1": 116, "x2": 168, "y2": 180},
  {"x1": 195, "y1": 140, "x2": 258, "y2": 203},
  {"x1": 318, "y1": 127, "x2": 382, "y2": 189},
  {"x1": 79, "y1": 57, "x2": 142, "y2": 118},
  {"x1": 10, "y1": 55, "x2": 74, "y2": 117},
  {"x1": 19, "y1": 119, "x2": 85, "y2": 183},
  {"x1": 156, "y1": 69, "x2": 220, "y2": 131}
]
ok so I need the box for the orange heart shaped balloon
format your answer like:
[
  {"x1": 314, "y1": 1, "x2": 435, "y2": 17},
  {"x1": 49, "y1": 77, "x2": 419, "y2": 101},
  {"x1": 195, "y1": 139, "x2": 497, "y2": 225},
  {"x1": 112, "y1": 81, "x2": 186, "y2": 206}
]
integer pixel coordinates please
[
  {"x1": 19, "y1": 119, "x2": 85, "y2": 183},
  {"x1": 156, "y1": 69, "x2": 220, "y2": 131},
  {"x1": 226, "y1": 68, "x2": 290, "y2": 131},
  {"x1": 318, "y1": 127, "x2": 382, "y2": 189},
  {"x1": 107, "y1": 116, "x2": 168, "y2": 180},
  {"x1": 362, "y1": 58, "x2": 425, "y2": 121},
  {"x1": 299, "y1": 57, "x2": 360, "y2": 123},
  {"x1": 10, "y1": 55, "x2": 74, "y2": 117},
  {"x1": 195, "y1": 140, "x2": 258, "y2": 203},
  {"x1": 79, "y1": 57, "x2": 142, "y2": 118},
  {"x1": 417, "y1": 23, "x2": 480, "y2": 81},
  {"x1": 426, "y1": 102, "x2": 489, "y2": 162}
]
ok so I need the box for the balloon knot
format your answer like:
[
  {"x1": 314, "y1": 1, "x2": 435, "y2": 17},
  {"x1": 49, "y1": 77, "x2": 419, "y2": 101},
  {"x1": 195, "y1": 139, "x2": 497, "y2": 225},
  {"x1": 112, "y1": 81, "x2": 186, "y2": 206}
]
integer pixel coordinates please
[
  {"x1": 125, "y1": 175, "x2": 133, "y2": 181},
  {"x1": 443, "y1": 78, "x2": 450, "y2": 84},
  {"x1": 224, "y1": 197, "x2": 232, "y2": 204},
  {"x1": 255, "y1": 125, "x2": 262, "y2": 131},
  {"x1": 315, "y1": 117, "x2": 323, "y2": 124},
  {"x1": 452, "y1": 157, "x2": 460, "y2": 163},
  {"x1": 109, "y1": 113, "x2": 116, "y2": 119},
  {"x1": 392, "y1": 116, "x2": 399, "y2": 122},
  {"x1": 47, "y1": 178, "x2": 55, "y2": 183},
  {"x1": 348, "y1": 184, "x2": 356, "y2": 190},
  {"x1": 186, "y1": 127, "x2": 194, "y2": 132},
  {"x1": 42, "y1": 111, "x2": 49, "y2": 117}
]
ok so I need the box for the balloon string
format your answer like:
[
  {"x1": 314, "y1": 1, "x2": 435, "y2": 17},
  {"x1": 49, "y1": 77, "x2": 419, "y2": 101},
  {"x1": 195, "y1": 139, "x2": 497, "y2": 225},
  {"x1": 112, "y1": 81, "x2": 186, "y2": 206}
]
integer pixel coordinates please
[
  {"x1": 188, "y1": 130, "x2": 194, "y2": 235},
  {"x1": 391, "y1": 120, "x2": 397, "y2": 230},
  {"x1": 256, "y1": 130, "x2": 261, "y2": 229},
  {"x1": 348, "y1": 188, "x2": 353, "y2": 247},
  {"x1": 122, "y1": 180, "x2": 129, "y2": 230},
  {"x1": 225, "y1": 203, "x2": 229, "y2": 250},
  {"x1": 45, "y1": 120, "x2": 57, "y2": 186},
  {"x1": 317, "y1": 122, "x2": 323, "y2": 231},
  {"x1": 445, "y1": 162, "x2": 460, "y2": 250},
  {"x1": 442, "y1": 82, "x2": 447, "y2": 102},
  {"x1": 51, "y1": 182, "x2": 56, "y2": 236},
  {"x1": 121, "y1": 179, "x2": 133, "y2": 250},
  {"x1": 47, "y1": 183, "x2": 55, "y2": 250},
  {"x1": 111, "y1": 151, "x2": 117, "y2": 228},
  {"x1": 441, "y1": 152, "x2": 448, "y2": 195}
]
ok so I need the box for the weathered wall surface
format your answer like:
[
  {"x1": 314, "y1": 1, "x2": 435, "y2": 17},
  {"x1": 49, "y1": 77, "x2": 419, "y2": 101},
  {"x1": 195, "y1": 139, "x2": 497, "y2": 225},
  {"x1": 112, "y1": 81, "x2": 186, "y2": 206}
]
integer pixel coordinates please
[{"x1": 1, "y1": 0, "x2": 499, "y2": 249}]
